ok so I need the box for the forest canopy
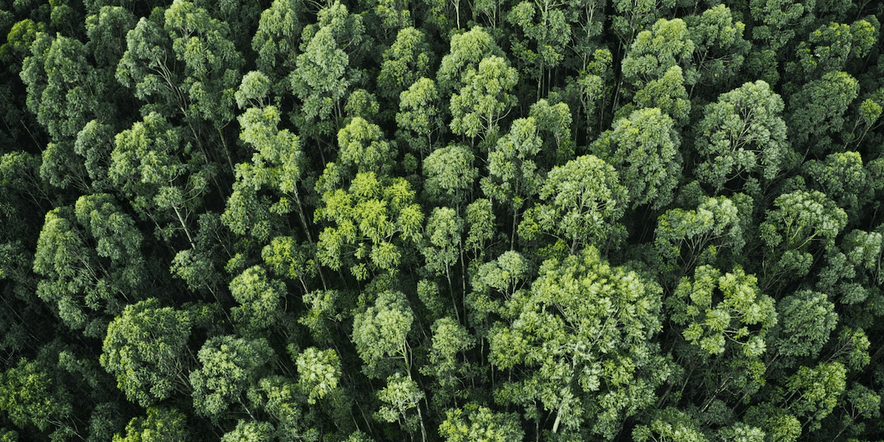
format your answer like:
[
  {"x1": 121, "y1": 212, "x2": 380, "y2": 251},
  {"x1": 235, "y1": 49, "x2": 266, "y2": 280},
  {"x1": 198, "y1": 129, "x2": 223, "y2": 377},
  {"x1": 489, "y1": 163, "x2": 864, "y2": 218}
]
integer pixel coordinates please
[{"x1": 1, "y1": 0, "x2": 884, "y2": 441}]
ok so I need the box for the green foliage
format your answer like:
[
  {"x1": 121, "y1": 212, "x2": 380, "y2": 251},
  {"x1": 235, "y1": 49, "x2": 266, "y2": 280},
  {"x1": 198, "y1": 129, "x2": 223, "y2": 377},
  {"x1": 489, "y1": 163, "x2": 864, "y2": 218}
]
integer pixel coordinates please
[
  {"x1": 423, "y1": 144, "x2": 477, "y2": 206},
  {"x1": 622, "y1": 18, "x2": 695, "y2": 88},
  {"x1": 375, "y1": 372, "x2": 424, "y2": 433},
  {"x1": 633, "y1": 407, "x2": 707, "y2": 442},
  {"x1": 190, "y1": 335, "x2": 275, "y2": 419},
  {"x1": 229, "y1": 265, "x2": 285, "y2": 332},
  {"x1": 655, "y1": 195, "x2": 749, "y2": 273},
  {"x1": 480, "y1": 116, "x2": 542, "y2": 215},
  {"x1": 669, "y1": 265, "x2": 776, "y2": 357},
  {"x1": 435, "y1": 26, "x2": 503, "y2": 96},
  {"x1": 100, "y1": 298, "x2": 193, "y2": 407},
  {"x1": 289, "y1": 1, "x2": 364, "y2": 140},
  {"x1": 296, "y1": 347, "x2": 341, "y2": 404},
  {"x1": 774, "y1": 290, "x2": 837, "y2": 358},
  {"x1": 519, "y1": 154, "x2": 628, "y2": 252},
  {"x1": 398, "y1": 77, "x2": 444, "y2": 157},
  {"x1": 787, "y1": 19, "x2": 878, "y2": 82},
  {"x1": 338, "y1": 117, "x2": 394, "y2": 175},
  {"x1": 787, "y1": 70, "x2": 859, "y2": 155},
  {"x1": 438, "y1": 403, "x2": 524, "y2": 442},
  {"x1": 112, "y1": 407, "x2": 188, "y2": 442},
  {"x1": 0, "y1": 358, "x2": 72, "y2": 432},
  {"x1": 422, "y1": 206, "x2": 463, "y2": 278},
  {"x1": 378, "y1": 27, "x2": 432, "y2": 100},
  {"x1": 759, "y1": 190, "x2": 847, "y2": 287},
  {"x1": 779, "y1": 361, "x2": 847, "y2": 431},
  {"x1": 591, "y1": 107, "x2": 682, "y2": 209},
  {"x1": 220, "y1": 420, "x2": 275, "y2": 442},
  {"x1": 694, "y1": 80, "x2": 792, "y2": 193},
  {"x1": 449, "y1": 55, "x2": 518, "y2": 142},
  {"x1": 685, "y1": 5, "x2": 751, "y2": 94},
  {"x1": 352, "y1": 290, "x2": 414, "y2": 378},
  {"x1": 488, "y1": 246, "x2": 667, "y2": 437},
  {"x1": 252, "y1": 0, "x2": 304, "y2": 83},
  {"x1": 421, "y1": 317, "x2": 474, "y2": 398},
  {"x1": 5, "y1": 0, "x2": 884, "y2": 440},
  {"x1": 33, "y1": 195, "x2": 145, "y2": 336},
  {"x1": 315, "y1": 172, "x2": 423, "y2": 280}
]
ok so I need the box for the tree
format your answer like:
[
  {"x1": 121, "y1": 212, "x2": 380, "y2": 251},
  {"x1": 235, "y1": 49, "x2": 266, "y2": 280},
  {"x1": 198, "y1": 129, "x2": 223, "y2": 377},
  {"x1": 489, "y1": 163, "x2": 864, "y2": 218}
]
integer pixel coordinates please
[
  {"x1": 33, "y1": 194, "x2": 145, "y2": 337},
  {"x1": 117, "y1": 0, "x2": 244, "y2": 171},
  {"x1": 802, "y1": 151, "x2": 874, "y2": 220},
  {"x1": 85, "y1": 6, "x2": 137, "y2": 71},
  {"x1": 438, "y1": 403, "x2": 524, "y2": 442},
  {"x1": 773, "y1": 290, "x2": 838, "y2": 360},
  {"x1": 519, "y1": 154, "x2": 628, "y2": 254},
  {"x1": 787, "y1": 70, "x2": 859, "y2": 156},
  {"x1": 221, "y1": 420, "x2": 276, "y2": 442},
  {"x1": 664, "y1": 265, "x2": 778, "y2": 416},
  {"x1": 422, "y1": 144, "x2": 478, "y2": 207},
  {"x1": 611, "y1": 0, "x2": 674, "y2": 49},
  {"x1": 110, "y1": 112, "x2": 212, "y2": 248},
  {"x1": 506, "y1": 0, "x2": 570, "y2": 99},
  {"x1": 246, "y1": 376, "x2": 318, "y2": 440},
  {"x1": 448, "y1": 55, "x2": 518, "y2": 145},
  {"x1": 229, "y1": 265, "x2": 286, "y2": 333},
  {"x1": 20, "y1": 32, "x2": 108, "y2": 144},
  {"x1": 481, "y1": 117, "x2": 543, "y2": 247},
  {"x1": 100, "y1": 298, "x2": 194, "y2": 407},
  {"x1": 632, "y1": 65, "x2": 690, "y2": 127},
  {"x1": 591, "y1": 107, "x2": 681, "y2": 210},
  {"x1": 337, "y1": 116, "x2": 394, "y2": 176},
  {"x1": 633, "y1": 408, "x2": 707, "y2": 442},
  {"x1": 223, "y1": 105, "x2": 314, "y2": 249},
  {"x1": 530, "y1": 99, "x2": 573, "y2": 164},
  {"x1": 621, "y1": 17, "x2": 695, "y2": 92},
  {"x1": 435, "y1": 26, "x2": 504, "y2": 97},
  {"x1": 289, "y1": 1, "x2": 365, "y2": 143},
  {"x1": 488, "y1": 246, "x2": 668, "y2": 438},
  {"x1": 759, "y1": 190, "x2": 847, "y2": 292},
  {"x1": 693, "y1": 80, "x2": 793, "y2": 194},
  {"x1": 776, "y1": 361, "x2": 847, "y2": 432},
  {"x1": 112, "y1": 407, "x2": 188, "y2": 442},
  {"x1": 0, "y1": 358, "x2": 73, "y2": 435},
  {"x1": 375, "y1": 372, "x2": 427, "y2": 441},
  {"x1": 421, "y1": 207, "x2": 465, "y2": 311},
  {"x1": 397, "y1": 78, "x2": 445, "y2": 158},
  {"x1": 786, "y1": 19, "x2": 878, "y2": 83},
  {"x1": 669, "y1": 265, "x2": 777, "y2": 358},
  {"x1": 251, "y1": 0, "x2": 304, "y2": 90},
  {"x1": 420, "y1": 317, "x2": 475, "y2": 405},
  {"x1": 295, "y1": 347, "x2": 341, "y2": 405},
  {"x1": 315, "y1": 172, "x2": 423, "y2": 281},
  {"x1": 377, "y1": 27, "x2": 432, "y2": 101},
  {"x1": 190, "y1": 335, "x2": 275, "y2": 420},
  {"x1": 685, "y1": 5, "x2": 751, "y2": 98},
  {"x1": 749, "y1": 0, "x2": 814, "y2": 51},
  {"x1": 654, "y1": 195, "x2": 750, "y2": 275},
  {"x1": 352, "y1": 290, "x2": 415, "y2": 378},
  {"x1": 563, "y1": 0, "x2": 606, "y2": 72},
  {"x1": 468, "y1": 249, "x2": 533, "y2": 329}
]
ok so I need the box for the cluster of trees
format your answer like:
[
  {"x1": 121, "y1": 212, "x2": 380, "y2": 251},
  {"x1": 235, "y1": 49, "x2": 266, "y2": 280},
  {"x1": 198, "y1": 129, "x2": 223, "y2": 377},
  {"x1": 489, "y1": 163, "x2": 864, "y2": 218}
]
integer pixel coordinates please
[{"x1": 1, "y1": 0, "x2": 883, "y2": 440}]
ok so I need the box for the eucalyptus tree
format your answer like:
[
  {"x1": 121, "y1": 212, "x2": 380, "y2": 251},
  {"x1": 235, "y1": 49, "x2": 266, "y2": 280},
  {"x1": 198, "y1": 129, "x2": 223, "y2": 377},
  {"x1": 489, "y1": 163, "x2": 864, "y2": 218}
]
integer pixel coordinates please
[
  {"x1": 488, "y1": 246, "x2": 669, "y2": 439},
  {"x1": 33, "y1": 194, "x2": 145, "y2": 337},
  {"x1": 693, "y1": 80, "x2": 793, "y2": 195},
  {"x1": 289, "y1": 1, "x2": 366, "y2": 147},
  {"x1": 519, "y1": 154, "x2": 628, "y2": 254},
  {"x1": 116, "y1": 0, "x2": 244, "y2": 174},
  {"x1": 591, "y1": 107, "x2": 682, "y2": 210}
]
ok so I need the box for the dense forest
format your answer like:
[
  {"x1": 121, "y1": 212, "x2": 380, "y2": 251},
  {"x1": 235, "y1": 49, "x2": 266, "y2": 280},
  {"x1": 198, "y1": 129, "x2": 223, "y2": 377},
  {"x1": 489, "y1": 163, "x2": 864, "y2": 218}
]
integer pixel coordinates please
[{"x1": 1, "y1": 0, "x2": 884, "y2": 440}]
